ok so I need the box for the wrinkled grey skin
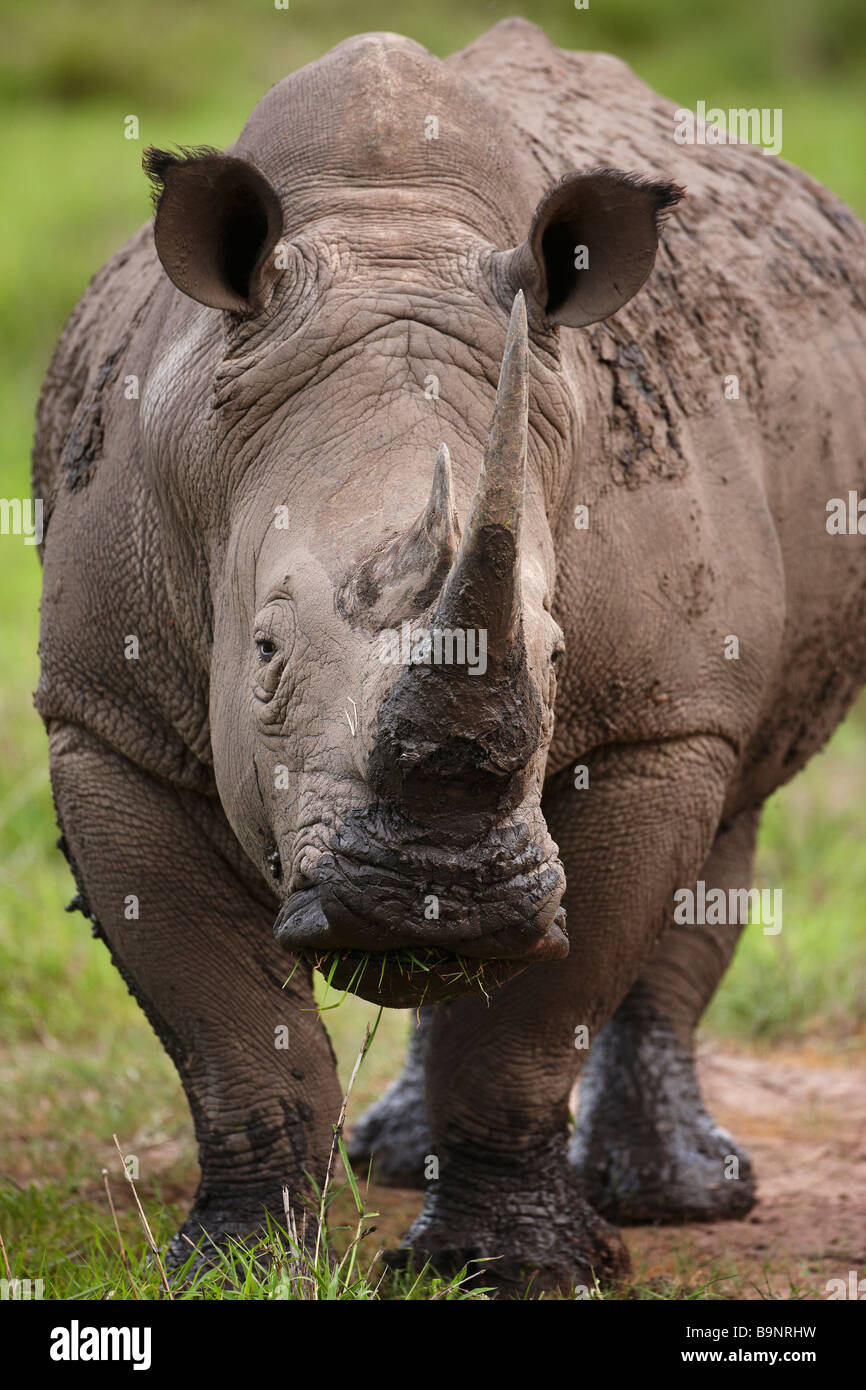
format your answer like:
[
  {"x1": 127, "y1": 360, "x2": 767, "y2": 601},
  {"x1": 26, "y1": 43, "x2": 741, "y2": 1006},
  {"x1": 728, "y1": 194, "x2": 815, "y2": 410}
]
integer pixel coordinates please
[{"x1": 34, "y1": 21, "x2": 866, "y2": 1294}]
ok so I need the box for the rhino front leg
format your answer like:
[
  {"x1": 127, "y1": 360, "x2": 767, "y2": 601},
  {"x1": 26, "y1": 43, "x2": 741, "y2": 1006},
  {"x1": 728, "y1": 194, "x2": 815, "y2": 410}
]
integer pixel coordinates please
[
  {"x1": 347, "y1": 1014, "x2": 431, "y2": 1188},
  {"x1": 400, "y1": 737, "x2": 735, "y2": 1296},
  {"x1": 570, "y1": 807, "x2": 759, "y2": 1224},
  {"x1": 48, "y1": 722, "x2": 342, "y2": 1267}
]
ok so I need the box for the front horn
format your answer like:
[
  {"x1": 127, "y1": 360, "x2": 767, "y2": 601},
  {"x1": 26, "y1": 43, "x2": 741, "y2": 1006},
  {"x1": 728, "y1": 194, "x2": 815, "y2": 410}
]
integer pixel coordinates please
[{"x1": 434, "y1": 291, "x2": 528, "y2": 665}]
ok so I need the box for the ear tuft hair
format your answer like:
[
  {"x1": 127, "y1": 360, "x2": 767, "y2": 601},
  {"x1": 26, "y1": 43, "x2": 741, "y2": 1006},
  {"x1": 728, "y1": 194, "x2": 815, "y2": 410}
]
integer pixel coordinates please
[
  {"x1": 580, "y1": 167, "x2": 686, "y2": 232},
  {"x1": 142, "y1": 146, "x2": 284, "y2": 312},
  {"x1": 578, "y1": 165, "x2": 686, "y2": 219},
  {"x1": 142, "y1": 145, "x2": 221, "y2": 208}
]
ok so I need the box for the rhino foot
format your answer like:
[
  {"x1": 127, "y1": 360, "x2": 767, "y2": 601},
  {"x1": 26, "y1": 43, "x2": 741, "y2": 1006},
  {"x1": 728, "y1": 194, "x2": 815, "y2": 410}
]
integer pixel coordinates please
[
  {"x1": 164, "y1": 1190, "x2": 320, "y2": 1282},
  {"x1": 570, "y1": 1009, "x2": 756, "y2": 1225},
  {"x1": 165, "y1": 1218, "x2": 263, "y2": 1279},
  {"x1": 391, "y1": 1152, "x2": 630, "y2": 1298},
  {"x1": 573, "y1": 1118, "x2": 755, "y2": 1227}
]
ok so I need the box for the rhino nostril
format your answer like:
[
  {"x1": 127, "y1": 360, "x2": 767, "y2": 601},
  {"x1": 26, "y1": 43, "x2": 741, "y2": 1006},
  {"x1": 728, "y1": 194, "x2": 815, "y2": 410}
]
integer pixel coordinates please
[
  {"x1": 386, "y1": 746, "x2": 526, "y2": 826},
  {"x1": 290, "y1": 849, "x2": 319, "y2": 894}
]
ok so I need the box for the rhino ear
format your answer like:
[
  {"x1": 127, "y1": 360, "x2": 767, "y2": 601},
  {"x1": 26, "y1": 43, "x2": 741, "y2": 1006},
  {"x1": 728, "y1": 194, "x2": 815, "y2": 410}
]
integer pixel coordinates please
[
  {"x1": 143, "y1": 147, "x2": 284, "y2": 314},
  {"x1": 504, "y1": 168, "x2": 684, "y2": 328}
]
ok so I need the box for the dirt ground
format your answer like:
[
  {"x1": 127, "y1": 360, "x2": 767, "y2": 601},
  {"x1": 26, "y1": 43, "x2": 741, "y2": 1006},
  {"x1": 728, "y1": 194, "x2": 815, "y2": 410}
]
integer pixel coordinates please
[
  {"x1": 618, "y1": 1042, "x2": 866, "y2": 1299},
  {"x1": 342, "y1": 1042, "x2": 866, "y2": 1300}
]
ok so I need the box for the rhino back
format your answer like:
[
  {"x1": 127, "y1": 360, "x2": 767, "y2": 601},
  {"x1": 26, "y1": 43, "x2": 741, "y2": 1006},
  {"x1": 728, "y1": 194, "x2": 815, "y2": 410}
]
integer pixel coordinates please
[
  {"x1": 451, "y1": 20, "x2": 866, "y2": 512},
  {"x1": 452, "y1": 21, "x2": 866, "y2": 803}
]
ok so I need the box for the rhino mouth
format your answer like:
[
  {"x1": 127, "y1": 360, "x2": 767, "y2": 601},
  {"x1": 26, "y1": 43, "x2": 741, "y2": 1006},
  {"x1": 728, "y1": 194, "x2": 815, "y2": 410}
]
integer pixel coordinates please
[
  {"x1": 277, "y1": 877, "x2": 567, "y2": 1007},
  {"x1": 273, "y1": 810, "x2": 568, "y2": 1005},
  {"x1": 298, "y1": 917, "x2": 566, "y2": 1008},
  {"x1": 300, "y1": 944, "x2": 518, "y2": 1008}
]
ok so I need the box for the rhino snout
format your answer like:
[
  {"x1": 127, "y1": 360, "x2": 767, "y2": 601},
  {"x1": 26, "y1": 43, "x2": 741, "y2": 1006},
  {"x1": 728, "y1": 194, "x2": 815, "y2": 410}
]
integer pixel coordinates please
[{"x1": 272, "y1": 801, "x2": 568, "y2": 1005}]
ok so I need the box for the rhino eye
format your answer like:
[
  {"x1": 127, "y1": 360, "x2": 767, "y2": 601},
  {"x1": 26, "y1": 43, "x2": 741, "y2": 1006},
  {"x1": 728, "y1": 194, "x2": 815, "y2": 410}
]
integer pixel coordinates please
[{"x1": 256, "y1": 638, "x2": 279, "y2": 661}]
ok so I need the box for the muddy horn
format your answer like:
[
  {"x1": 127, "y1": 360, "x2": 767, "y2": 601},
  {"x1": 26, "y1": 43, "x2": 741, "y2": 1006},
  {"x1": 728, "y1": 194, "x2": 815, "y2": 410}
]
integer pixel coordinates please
[{"x1": 435, "y1": 291, "x2": 528, "y2": 663}]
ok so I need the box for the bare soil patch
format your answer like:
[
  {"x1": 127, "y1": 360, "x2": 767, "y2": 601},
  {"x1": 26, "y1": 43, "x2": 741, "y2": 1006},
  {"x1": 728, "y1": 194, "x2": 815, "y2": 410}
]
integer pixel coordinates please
[{"x1": 620, "y1": 1043, "x2": 866, "y2": 1299}]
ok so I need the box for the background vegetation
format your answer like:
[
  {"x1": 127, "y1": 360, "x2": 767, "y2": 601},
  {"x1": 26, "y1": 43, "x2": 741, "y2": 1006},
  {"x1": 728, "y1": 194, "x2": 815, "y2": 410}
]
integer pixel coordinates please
[{"x1": 1, "y1": 0, "x2": 863, "y2": 1298}]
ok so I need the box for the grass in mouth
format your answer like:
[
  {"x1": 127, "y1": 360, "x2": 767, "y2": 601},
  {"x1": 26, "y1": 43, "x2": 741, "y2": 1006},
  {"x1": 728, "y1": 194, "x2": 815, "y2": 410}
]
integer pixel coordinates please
[{"x1": 284, "y1": 946, "x2": 493, "y2": 1012}]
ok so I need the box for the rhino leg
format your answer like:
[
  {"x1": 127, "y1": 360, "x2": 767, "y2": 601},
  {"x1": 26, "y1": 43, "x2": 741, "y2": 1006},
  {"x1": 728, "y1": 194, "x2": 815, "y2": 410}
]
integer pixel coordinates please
[
  {"x1": 398, "y1": 739, "x2": 734, "y2": 1296},
  {"x1": 570, "y1": 808, "x2": 759, "y2": 1224},
  {"x1": 48, "y1": 722, "x2": 342, "y2": 1269},
  {"x1": 346, "y1": 1014, "x2": 431, "y2": 1188}
]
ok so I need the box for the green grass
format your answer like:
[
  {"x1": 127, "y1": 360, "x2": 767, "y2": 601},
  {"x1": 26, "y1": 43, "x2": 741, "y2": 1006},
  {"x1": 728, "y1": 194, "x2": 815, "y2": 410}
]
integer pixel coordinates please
[
  {"x1": 703, "y1": 703, "x2": 866, "y2": 1045},
  {"x1": 0, "y1": 1148, "x2": 494, "y2": 1301},
  {"x1": 1, "y1": 0, "x2": 865, "y2": 1300}
]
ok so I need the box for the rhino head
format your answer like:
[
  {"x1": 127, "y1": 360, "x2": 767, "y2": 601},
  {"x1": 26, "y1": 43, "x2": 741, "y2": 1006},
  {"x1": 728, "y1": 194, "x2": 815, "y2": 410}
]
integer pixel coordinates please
[{"x1": 142, "y1": 35, "x2": 680, "y2": 1007}]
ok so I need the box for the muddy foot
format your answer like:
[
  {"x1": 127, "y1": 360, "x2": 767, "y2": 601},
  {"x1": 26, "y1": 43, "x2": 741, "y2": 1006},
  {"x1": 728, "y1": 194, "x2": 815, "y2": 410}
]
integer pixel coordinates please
[
  {"x1": 391, "y1": 1147, "x2": 630, "y2": 1298},
  {"x1": 570, "y1": 1010, "x2": 756, "y2": 1224},
  {"x1": 164, "y1": 1189, "x2": 317, "y2": 1277}
]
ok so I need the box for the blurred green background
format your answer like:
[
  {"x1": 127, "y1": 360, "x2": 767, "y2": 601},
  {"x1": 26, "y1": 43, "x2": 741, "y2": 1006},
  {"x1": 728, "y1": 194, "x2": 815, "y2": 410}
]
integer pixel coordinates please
[{"x1": 0, "y1": 0, "x2": 864, "y2": 1295}]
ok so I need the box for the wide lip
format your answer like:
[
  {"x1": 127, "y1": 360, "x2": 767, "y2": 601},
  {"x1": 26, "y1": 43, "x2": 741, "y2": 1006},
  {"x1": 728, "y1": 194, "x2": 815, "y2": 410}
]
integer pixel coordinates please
[
  {"x1": 298, "y1": 912, "x2": 567, "y2": 1008},
  {"x1": 273, "y1": 858, "x2": 567, "y2": 959}
]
